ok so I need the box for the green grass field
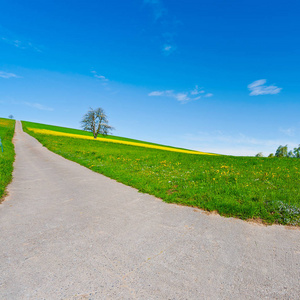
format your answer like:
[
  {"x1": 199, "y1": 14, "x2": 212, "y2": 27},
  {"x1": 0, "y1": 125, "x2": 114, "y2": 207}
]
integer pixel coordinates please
[
  {"x1": 0, "y1": 118, "x2": 15, "y2": 201},
  {"x1": 23, "y1": 120, "x2": 300, "y2": 226},
  {"x1": 23, "y1": 120, "x2": 196, "y2": 151}
]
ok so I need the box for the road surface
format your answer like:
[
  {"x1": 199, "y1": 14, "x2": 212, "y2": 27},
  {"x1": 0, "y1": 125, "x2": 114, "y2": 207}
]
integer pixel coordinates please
[{"x1": 1, "y1": 121, "x2": 300, "y2": 299}]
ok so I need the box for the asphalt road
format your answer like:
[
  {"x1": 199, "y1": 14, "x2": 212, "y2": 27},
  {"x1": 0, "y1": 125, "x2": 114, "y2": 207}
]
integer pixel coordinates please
[{"x1": 1, "y1": 121, "x2": 300, "y2": 299}]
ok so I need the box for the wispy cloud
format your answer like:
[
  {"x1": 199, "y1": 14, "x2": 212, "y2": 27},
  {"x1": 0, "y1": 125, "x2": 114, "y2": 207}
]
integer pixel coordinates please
[
  {"x1": 1, "y1": 37, "x2": 42, "y2": 52},
  {"x1": 144, "y1": 0, "x2": 166, "y2": 20},
  {"x1": 91, "y1": 71, "x2": 109, "y2": 85},
  {"x1": 191, "y1": 85, "x2": 205, "y2": 95},
  {"x1": 184, "y1": 131, "x2": 283, "y2": 147},
  {"x1": 0, "y1": 71, "x2": 21, "y2": 79},
  {"x1": 183, "y1": 131, "x2": 298, "y2": 156},
  {"x1": 0, "y1": 26, "x2": 42, "y2": 52},
  {"x1": 149, "y1": 90, "x2": 193, "y2": 103},
  {"x1": 148, "y1": 85, "x2": 212, "y2": 103},
  {"x1": 24, "y1": 102, "x2": 54, "y2": 111},
  {"x1": 162, "y1": 44, "x2": 176, "y2": 55},
  {"x1": 148, "y1": 90, "x2": 192, "y2": 103},
  {"x1": 279, "y1": 127, "x2": 295, "y2": 137},
  {"x1": 148, "y1": 91, "x2": 165, "y2": 96},
  {"x1": 248, "y1": 79, "x2": 282, "y2": 96},
  {"x1": 144, "y1": 0, "x2": 179, "y2": 55},
  {"x1": 204, "y1": 93, "x2": 213, "y2": 98}
]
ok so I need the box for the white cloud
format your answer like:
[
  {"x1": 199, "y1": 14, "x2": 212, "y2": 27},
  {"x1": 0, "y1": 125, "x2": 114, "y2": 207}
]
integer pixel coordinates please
[
  {"x1": 175, "y1": 93, "x2": 189, "y2": 102},
  {"x1": 164, "y1": 45, "x2": 172, "y2": 51},
  {"x1": 279, "y1": 128, "x2": 295, "y2": 137},
  {"x1": 148, "y1": 90, "x2": 191, "y2": 103},
  {"x1": 24, "y1": 102, "x2": 54, "y2": 111},
  {"x1": 248, "y1": 79, "x2": 266, "y2": 89},
  {"x1": 248, "y1": 79, "x2": 282, "y2": 96},
  {"x1": 144, "y1": 0, "x2": 179, "y2": 55},
  {"x1": 0, "y1": 26, "x2": 42, "y2": 51},
  {"x1": 162, "y1": 44, "x2": 176, "y2": 55},
  {"x1": 95, "y1": 75, "x2": 108, "y2": 81},
  {"x1": 91, "y1": 71, "x2": 109, "y2": 82},
  {"x1": 184, "y1": 131, "x2": 276, "y2": 147},
  {"x1": 148, "y1": 91, "x2": 164, "y2": 96},
  {"x1": 144, "y1": 0, "x2": 165, "y2": 20},
  {"x1": 204, "y1": 93, "x2": 213, "y2": 98},
  {"x1": 1, "y1": 37, "x2": 42, "y2": 52},
  {"x1": 191, "y1": 85, "x2": 205, "y2": 95},
  {"x1": 148, "y1": 85, "x2": 213, "y2": 103},
  {"x1": 182, "y1": 131, "x2": 298, "y2": 156},
  {"x1": 0, "y1": 71, "x2": 20, "y2": 79}
]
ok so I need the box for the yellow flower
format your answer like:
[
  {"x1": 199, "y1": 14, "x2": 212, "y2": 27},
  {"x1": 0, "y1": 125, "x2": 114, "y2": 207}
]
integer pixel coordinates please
[{"x1": 28, "y1": 128, "x2": 216, "y2": 156}]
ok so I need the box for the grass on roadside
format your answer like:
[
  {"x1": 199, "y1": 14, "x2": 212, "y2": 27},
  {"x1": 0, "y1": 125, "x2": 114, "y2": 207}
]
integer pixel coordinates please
[
  {"x1": 0, "y1": 118, "x2": 15, "y2": 201},
  {"x1": 23, "y1": 120, "x2": 300, "y2": 226}
]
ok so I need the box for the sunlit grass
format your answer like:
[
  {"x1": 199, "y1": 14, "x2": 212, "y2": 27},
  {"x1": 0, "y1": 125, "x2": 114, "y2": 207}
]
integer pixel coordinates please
[
  {"x1": 26, "y1": 127, "x2": 214, "y2": 155},
  {"x1": 23, "y1": 121, "x2": 300, "y2": 226},
  {"x1": 23, "y1": 120, "x2": 203, "y2": 151},
  {"x1": 0, "y1": 118, "x2": 15, "y2": 200}
]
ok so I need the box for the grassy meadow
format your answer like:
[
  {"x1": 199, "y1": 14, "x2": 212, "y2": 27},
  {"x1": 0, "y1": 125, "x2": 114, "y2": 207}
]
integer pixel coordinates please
[
  {"x1": 23, "y1": 121, "x2": 300, "y2": 226},
  {"x1": 23, "y1": 121, "x2": 209, "y2": 153},
  {"x1": 0, "y1": 118, "x2": 15, "y2": 201}
]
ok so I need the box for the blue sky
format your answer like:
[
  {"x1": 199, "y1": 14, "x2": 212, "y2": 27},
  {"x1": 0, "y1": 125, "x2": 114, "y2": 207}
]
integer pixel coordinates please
[{"x1": 1, "y1": 0, "x2": 299, "y2": 155}]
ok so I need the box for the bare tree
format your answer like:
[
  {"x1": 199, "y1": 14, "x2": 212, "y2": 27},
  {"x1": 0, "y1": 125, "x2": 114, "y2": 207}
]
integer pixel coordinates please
[{"x1": 81, "y1": 107, "x2": 114, "y2": 139}]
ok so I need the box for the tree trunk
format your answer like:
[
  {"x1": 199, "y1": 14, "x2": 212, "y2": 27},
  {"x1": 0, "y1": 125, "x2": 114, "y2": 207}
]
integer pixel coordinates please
[{"x1": 93, "y1": 129, "x2": 97, "y2": 139}]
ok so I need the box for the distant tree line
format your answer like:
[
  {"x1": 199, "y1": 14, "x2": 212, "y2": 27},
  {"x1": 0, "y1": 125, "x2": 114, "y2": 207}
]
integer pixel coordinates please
[{"x1": 256, "y1": 145, "x2": 300, "y2": 158}]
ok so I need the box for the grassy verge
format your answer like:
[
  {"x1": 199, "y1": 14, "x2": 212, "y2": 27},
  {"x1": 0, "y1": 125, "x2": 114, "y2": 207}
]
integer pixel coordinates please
[
  {"x1": 23, "y1": 121, "x2": 300, "y2": 226},
  {"x1": 0, "y1": 118, "x2": 15, "y2": 201}
]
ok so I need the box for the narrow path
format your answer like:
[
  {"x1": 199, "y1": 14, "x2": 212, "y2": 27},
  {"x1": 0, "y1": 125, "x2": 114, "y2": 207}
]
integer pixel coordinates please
[{"x1": 0, "y1": 121, "x2": 299, "y2": 299}]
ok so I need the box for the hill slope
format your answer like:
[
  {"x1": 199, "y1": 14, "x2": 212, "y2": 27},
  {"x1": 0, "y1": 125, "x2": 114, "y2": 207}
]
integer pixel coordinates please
[{"x1": 23, "y1": 120, "x2": 212, "y2": 154}]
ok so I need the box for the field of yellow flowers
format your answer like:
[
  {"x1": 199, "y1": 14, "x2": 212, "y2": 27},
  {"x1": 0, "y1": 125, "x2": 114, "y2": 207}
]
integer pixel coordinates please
[
  {"x1": 27, "y1": 127, "x2": 214, "y2": 155},
  {"x1": 23, "y1": 120, "x2": 300, "y2": 225}
]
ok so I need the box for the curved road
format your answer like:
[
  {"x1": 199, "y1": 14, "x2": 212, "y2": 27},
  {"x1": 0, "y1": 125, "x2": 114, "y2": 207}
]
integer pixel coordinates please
[{"x1": 1, "y1": 121, "x2": 300, "y2": 299}]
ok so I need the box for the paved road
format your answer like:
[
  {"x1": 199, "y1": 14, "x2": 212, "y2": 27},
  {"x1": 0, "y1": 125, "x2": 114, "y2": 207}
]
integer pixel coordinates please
[{"x1": 1, "y1": 121, "x2": 300, "y2": 299}]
